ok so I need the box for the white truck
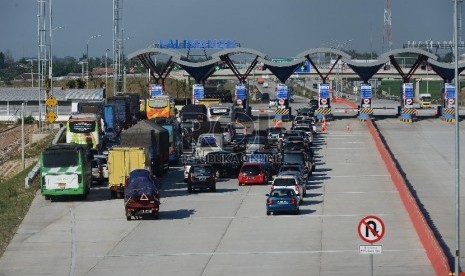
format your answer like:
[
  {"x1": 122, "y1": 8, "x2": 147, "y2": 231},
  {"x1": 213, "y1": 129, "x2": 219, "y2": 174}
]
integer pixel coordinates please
[
  {"x1": 195, "y1": 133, "x2": 224, "y2": 158},
  {"x1": 419, "y1": 93, "x2": 432, "y2": 109}
]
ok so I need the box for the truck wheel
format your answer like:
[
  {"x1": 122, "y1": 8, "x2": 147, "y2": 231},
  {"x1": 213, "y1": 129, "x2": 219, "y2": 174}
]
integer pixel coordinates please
[
  {"x1": 126, "y1": 215, "x2": 131, "y2": 221},
  {"x1": 187, "y1": 185, "x2": 193, "y2": 193},
  {"x1": 266, "y1": 211, "x2": 271, "y2": 216},
  {"x1": 210, "y1": 185, "x2": 216, "y2": 192},
  {"x1": 44, "y1": 195, "x2": 51, "y2": 200},
  {"x1": 110, "y1": 190, "x2": 117, "y2": 199},
  {"x1": 152, "y1": 212, "x2": 159, "y2": 220}
]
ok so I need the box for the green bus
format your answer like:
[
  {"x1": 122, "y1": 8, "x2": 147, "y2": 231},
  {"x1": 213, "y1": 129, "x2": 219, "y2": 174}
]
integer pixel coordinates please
[{"x1": 40, "y1": 143, "x2": 93, "y2": 200}]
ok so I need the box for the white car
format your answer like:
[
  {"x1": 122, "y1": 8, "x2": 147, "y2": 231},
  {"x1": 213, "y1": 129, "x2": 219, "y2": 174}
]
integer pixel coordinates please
[
  {"x1": 263, "y1": 82, "x2": 269, "y2": 88},
  {"x1": 271, "y1": 175, "x2": 305, "y2": 203},
  {"x1": 269, "y1": 99, "x2": 277, "y2": 108}
]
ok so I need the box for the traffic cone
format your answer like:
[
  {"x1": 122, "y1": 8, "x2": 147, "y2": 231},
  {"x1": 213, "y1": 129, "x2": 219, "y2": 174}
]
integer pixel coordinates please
[{"x1": 322, "y1": 120, "x2": 327, "y2": 133}]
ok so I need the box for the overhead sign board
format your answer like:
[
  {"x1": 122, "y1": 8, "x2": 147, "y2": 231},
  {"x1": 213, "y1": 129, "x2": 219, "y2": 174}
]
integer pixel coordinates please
[
  {"x1": 358, "y1": 215, "x2": 385, "y2": 244},
  {"x1": 319, "y1": 83, "x2": 330, "y2": 99},
  {"x1": 159, "y1": 39, "x2": 237, "y2": 49},
  {"x1": 276, "y1": 83, "x2": 288, "y2": 99},
  {"x1": 150, "y1": 84, "x2": 164, "y2": 97},
  {"x1": 360, "y1": 84, "x2": 372, "y2": 99},
  {"x1": 294, "y1": 60, "x2": 311, "y2": 74},
  {"x1": 271, "y1": 58, "x2": 294, "y2": 63},
  {"x1": 235, "y1": 84, "x2": 247, "y2": 100},
  {"x1": 193, "y1": 84, "x2": 205, "y2": 101}
]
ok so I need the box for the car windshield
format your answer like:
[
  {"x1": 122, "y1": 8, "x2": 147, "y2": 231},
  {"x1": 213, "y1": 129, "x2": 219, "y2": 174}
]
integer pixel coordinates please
[
  {"x1": 294, "y1": 127, "x2": 310, "y2": 132},
  {"x1": 273, "y1": 178, "x2": 297, "y2": 186},
  {"x1": 241, "y1": 165, "x2": 261, "y2": 175},
  {"x1": 270, "y1": 189, "x2": 295, "y2": 197},
  {"x1": 193, "y1": 166, "x2": 212, "y2": 175},
  {"x1": 285, "y1": 142, "x2": 305, "y2": 151},
  {"x1": 280, "y1": 166, "x2": 301, "y2": 173},
  {"x1": 283, "y1": 153, "x2": 304, "y2": 164}
]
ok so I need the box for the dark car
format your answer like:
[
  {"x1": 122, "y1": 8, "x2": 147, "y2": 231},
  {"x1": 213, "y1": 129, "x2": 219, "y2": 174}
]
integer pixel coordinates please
[
  {"x1": 187, "y1": 164, "x2": 216, "y2": 193},
  {"x1": 266, "y1": 188, "x2": 299, "y2": 215},
  {"x1": 261, "y1": 92, "x2": 270, "y2": 102},
  {"x1": 124, "y1": 169, "x2": 160, "y2": 220},
  {"x1": 296, "y1": 107, "x2": 314, "y2": 117},
  {"x1": 206, "y1": 151, "x2": 243, "y2": 178},
  {"x1": 309, "y1": 99, "x2": 319, "y2": 110}
]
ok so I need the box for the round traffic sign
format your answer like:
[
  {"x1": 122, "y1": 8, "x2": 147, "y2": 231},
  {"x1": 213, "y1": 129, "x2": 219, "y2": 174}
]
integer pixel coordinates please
[
  {"x1": 448, "y1": 98, "x2": 455, "y2": 105},
  {"x1": 237, "y1": 99, "x2": 243, "y2": 105},
  {"x1": 278, "y1": 99, "x2": 285, "y2": 105},
  {"x1": 363, "y1": 98, "x2": 371, "y2": 104},
  {"x1": 320, "y1": 98, "x2": 328, "y2": 105},
  {"x1": 358, "y1": 215, "x2": 385, "y2": 244},
  {"x1": 405, "y1": 98, "x2": 413, "y2": 105}
]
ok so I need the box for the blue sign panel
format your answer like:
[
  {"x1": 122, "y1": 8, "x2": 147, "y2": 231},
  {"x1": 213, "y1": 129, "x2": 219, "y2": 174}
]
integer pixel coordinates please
[
  {"x1": 276, "y1": 84, "x2": 288, "y2": 99},
  {"x1": 445, "y1": 83, "x2": 455, "y2": 98},
  {"x1": 159, "y1": 39, "x2": 237, "y2": 49},
  {"x1": 294, "y1": 60, "x2": 311, "y2": 74},
  {"x1": 360, "y1": 84, "x2": 372, "y2": 98},
  {"x1": 403, "y1": 83, "x2": 414, "y2": 98},
  {"x1": 193, "y1": 84, "x2": 204, "y2": 100},
  {"x1": 319, "y1": 83, "x2": 330, "y2": 99},
  {"x1": 235, "y1": 84, "x2": 247, "y2": 100},
  {"x1": 150, "y1": 84, "x2": 163, "y2": 97}
]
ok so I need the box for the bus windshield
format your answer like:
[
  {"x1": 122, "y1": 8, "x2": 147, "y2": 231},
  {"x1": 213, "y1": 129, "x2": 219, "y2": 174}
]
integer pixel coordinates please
[
  {"x1": 69, "y1": 121, "x2": 96, "y2": 133},
  {"x1": 421, "y1": 96, "x2": 431, "y2": 101},
  {"x1": 43, "y1": 151, "x2": 78, "y2": 167},
  {"x1": 148, "y1": 99, "x2": 168, "y2": 108}
]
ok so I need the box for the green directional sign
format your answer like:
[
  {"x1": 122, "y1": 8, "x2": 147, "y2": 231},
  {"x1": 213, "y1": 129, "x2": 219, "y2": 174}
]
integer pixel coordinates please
[{"x1": 271, "y1": 58, "x2": 294, "y2": 63}]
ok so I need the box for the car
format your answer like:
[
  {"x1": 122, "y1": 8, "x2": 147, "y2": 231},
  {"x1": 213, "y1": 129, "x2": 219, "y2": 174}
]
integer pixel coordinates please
[
  {"x1": 245, "y1": 136, "x2": 269, "y2": 153},
  {"x1": 261, "y1": 93, "x2": 270, "y2": 102},
  {"x1": 94, "y1": 154, "x2": 108, "y2": 180},
  {"x1": 266, "y1": 188, "x2": 300, "y2": 215},
  {"x1": 270, "y1": 175, "x2": 305, "y2": 203},
  {"x1": 282, "y1": 150, "x2": 315, "y2": 173},
  {"x1": 205, "y1": 151, "x2": 243, "y2": 178},
  {"x1": 296, "y1": 107, "x2": 314, "y2": 117},
  {"x1": 91, "y1": 159, "x2": 103, "y2": 185},
  {"x1": 309, "y1": 99, "x2": 319, "y2": 110},
  {"x1": 269, "y1": 99, "x2": 277, "y2": 108},
  {"x1": 220, "y1": 124, "x2": 234, "y2": 144},
  {"x1": 183, "y1": 157, "x2": 205, "y2": 182},
  {"x1": 187, "y1": 164, "x2": 216, "y2": 193},
  {"x1": 238, "y1": 163, "x2": 268, "y2": 186},
  {"x1": 292, "y1": 126, "x2": 314, "y2": 144},
  {"x1": 263, "y1": 82, "x2": 269, "y2": 88},
  {"x1": 278, "y1": 164, "x2": 309, "y2": 182}
]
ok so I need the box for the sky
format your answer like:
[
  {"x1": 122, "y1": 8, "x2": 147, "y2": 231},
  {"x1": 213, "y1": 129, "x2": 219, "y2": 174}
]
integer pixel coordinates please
[{"x1": 0, "y1": 0, "x2": 459, "y2": 61}]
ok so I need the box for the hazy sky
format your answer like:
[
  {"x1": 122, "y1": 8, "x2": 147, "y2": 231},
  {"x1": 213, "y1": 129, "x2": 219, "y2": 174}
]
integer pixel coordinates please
[{"x1": 0, "y1": 0, "x2": 459, "y2": 60}]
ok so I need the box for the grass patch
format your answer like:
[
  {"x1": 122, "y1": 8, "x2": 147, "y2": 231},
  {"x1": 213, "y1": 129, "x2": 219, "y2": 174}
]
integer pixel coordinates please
[{"x1": 0, "y1": 164, "x2": 39, "y2": 257}]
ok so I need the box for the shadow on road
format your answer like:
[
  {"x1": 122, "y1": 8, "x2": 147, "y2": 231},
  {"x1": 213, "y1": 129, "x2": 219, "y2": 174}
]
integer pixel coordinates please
[{"x1": 160, "y1": 209, "x2": 196, "y2": 220}]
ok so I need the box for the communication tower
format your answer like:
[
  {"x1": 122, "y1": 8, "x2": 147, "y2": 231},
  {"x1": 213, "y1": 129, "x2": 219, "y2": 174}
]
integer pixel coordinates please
[
  {"x1": 383, "y1": 0, "x2": 392, "y2": 52},
  {"x1": 113, "y1": 0, "x2": 124, "y2": 95}
]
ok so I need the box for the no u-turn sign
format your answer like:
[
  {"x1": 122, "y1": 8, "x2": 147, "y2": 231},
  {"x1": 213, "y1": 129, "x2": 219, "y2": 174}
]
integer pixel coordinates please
[{"x1": 358, "y1": 215, "x2": 385, "y2": 244}]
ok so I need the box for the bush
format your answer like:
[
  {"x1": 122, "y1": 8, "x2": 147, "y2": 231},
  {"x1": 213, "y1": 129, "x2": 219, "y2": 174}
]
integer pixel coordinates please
[{"x1": 16, "y1": 115, "x2": 35, "y2": 124}]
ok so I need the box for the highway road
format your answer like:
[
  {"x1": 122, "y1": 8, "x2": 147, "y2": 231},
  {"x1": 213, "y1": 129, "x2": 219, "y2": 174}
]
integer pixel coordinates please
[{"x1": 0, "y1": 96, "x2": 440, "y2": 275}]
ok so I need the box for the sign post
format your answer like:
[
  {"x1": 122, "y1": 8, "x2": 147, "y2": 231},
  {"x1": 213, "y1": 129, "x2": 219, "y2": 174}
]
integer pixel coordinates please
[
  {"x1": 358, "y1": 215, "x2": 385, "y2": 276},
  {"x1": 192, "y1": 84, "x2": 204, "y2": 104},
  {"x1": 235, "y1": 84, "x2": 246, "y2": 107},
  {"x1": 150, "y1": 84, "x2": 164, "y2": 98}
]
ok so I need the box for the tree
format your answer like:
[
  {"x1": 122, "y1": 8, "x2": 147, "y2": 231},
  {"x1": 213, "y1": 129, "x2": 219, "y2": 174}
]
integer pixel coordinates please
[{"x1": 0, "y1": 52, "x2": 5, "y2": 69}]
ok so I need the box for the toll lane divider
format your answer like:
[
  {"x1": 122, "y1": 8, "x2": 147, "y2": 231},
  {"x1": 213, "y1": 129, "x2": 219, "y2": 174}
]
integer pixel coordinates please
[
  {"x1": 338, "y1": 97, "x2": 452, "y2": 275},
  {"x1": 367, "y1": 120, "x2": 451, "y2": 276}
]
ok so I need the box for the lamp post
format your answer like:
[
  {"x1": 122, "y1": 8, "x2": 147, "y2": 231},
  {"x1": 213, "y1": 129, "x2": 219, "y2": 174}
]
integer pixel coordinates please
[
  {"x1": 26, "y1": 59, "x2": 36, "y2": 87},
  {"x1": 105, "y1": 48, "x2": 110, "y2": 93},
  {"x1": 49, "y1": 25, "x2": 63, "y2": 97},
  {"x1": 86, "y1": 34, "x2": 102, "y2": 88}
]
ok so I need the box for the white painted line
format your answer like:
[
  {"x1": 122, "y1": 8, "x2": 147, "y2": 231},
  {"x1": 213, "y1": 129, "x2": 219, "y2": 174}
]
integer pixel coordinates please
[{"x1": 328, "y1": 174, "x2": 390, "y2": 178}]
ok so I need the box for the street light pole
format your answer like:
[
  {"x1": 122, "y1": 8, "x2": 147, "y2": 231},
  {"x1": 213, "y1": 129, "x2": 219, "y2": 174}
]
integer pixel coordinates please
[
  {"x1": 86, "y1": 34, "x2": 102, "y2": 88},
  {"x1": 105, "y1": 49, "x2": 110, "y2": 93}
]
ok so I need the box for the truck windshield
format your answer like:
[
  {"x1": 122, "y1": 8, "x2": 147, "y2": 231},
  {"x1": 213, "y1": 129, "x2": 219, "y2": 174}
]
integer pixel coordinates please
[
  {"x1": 69, "y1": 121, "x2": 96, "y2": 133},
  {"x1": 421, "y1": 96, "x2": 431, "y2": 101},
  {"x1": 43, "y1": 151, "x2": 78, "y2": 167},
  {"x1": 283, "y1": 153, "x2": 304, "y2": 164},
  {"x1": 148, "y1": 99, "x2": 168, "y2": 108}
]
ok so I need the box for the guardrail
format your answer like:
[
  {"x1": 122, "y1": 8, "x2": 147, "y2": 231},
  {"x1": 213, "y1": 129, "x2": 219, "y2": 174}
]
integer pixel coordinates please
[{"x1": 24, "y1": 126, "x2": 66, "y2": 188}]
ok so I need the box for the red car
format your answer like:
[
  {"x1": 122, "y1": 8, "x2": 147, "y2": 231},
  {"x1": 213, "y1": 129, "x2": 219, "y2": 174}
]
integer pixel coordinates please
[{"x1": 238, "y1": 163, "x2": 268, "y2": 186}]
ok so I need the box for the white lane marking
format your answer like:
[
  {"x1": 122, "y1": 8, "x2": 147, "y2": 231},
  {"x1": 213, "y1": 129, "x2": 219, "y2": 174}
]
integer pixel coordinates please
[
  {"x1": 328, "y1": 174, "x2": 390, "y2": 178},
  {"x1": 101, "y1": 248, "x2": 423, "y2": 258}
]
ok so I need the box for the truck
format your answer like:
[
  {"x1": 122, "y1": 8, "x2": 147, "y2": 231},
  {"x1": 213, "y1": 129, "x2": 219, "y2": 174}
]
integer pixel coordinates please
[
  {"x1": 160, "y1": 122, "x2": 182, "y2": 165},
  {"x1": 419, "y1": 93, "x2": 432, "y2": 108},
  {"x1": 195, "y1": 133, "x2": 224, "y2": 158},
  {"x1": 106, "y1": 96, "x2": 132, "y2": 129},
  {"x1": 107, "y1": 147, "x2": 147, "y2": 198},
  {"x1": 119, "y1": 120, "x2": 170, "y2": 176},
  {"x1": 77, "y1": 101, "x2": 104, "y2": 117},
  {"x1": 118, "y1": 92, "x2": 141, "y2": 119},
  {"x1": 182, "y1": 121, "x2": 222, "y2": 154},
  {"x1": 180, "y1": 104, "x2": 208, "y2": 122}
]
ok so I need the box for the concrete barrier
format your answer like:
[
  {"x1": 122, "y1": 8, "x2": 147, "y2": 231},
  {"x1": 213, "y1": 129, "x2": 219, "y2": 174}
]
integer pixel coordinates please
[
  {"x1": 24, "y1": 126, "x2": 66, "y2": 188},
  {"x1": 366, "y1": 120, "x2": 451, "y2": 275}
]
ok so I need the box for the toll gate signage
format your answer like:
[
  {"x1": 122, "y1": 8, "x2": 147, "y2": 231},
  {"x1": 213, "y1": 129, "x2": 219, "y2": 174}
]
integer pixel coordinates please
[
  {"x1": 402, "y1": 83, "x2": 414, "y2": 99},
  {"x1": 295, "y1": 60, "x2": 311, "y2": 74},
  {"x1": 319, "y1": 83, "x2": 330, "y2": 99},
  {"x1": 193, "y1": 84, "x2": 205, "y2": 100},
  {"x1": 159, "y1": 39, "x2": 237, "y2": 49},
  {"x1": 150, "y1": 84, "x2": 164, "y2": 97},
  {"x1": 235, "y1": 84, "x2": 247, "y2": 100},
  {"x1": 445, "y1": 83, "x2": 455, "y2": 99},
  {"x1": 276, "y1": 83, "x2": 288, "y2": 99},
  {"x1": 360, "y1": 84, "x2": 372, "y2": 98}
]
